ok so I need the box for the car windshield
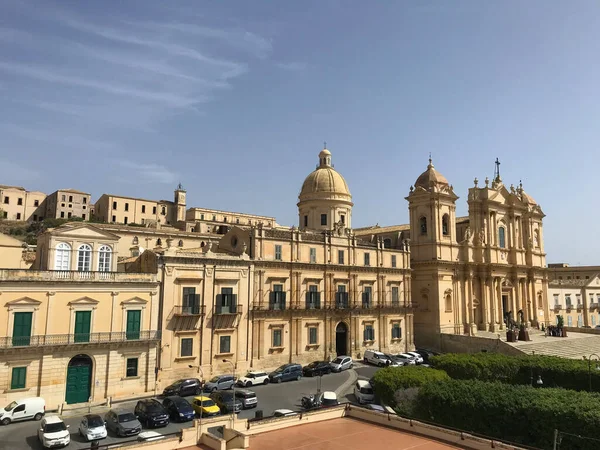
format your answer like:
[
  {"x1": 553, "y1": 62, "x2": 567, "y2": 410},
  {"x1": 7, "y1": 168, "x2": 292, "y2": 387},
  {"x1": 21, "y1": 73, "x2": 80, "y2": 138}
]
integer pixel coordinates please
[
  {"x1": 274, "y1": 366, "x2": 286, "y2": 373},
  {"x1": 45, "y1": 422, "x2": 67, "y2": 433},
  {"x1": 245, "y1": 373, "x2": 256, "y2": 378},
  {"x1": 221, "y1": 393, "x2": 234, "y2": 401},
  {"x1": 168, "y1": 381, "x2": 183, "y2": 389},
  {"x1": 173, "y1": 399, "x2": 190, "y2": 408},
  {"x1": 146, "y1": 402, "x2": 164, "y2": 412},
  {"x1": 208, "y1": 376, "x2": 220, "y2": 383},
  {"x1": 118, "y1": 413, "x2": 137, "y2": 423},
  {"x1": 200, "y1": 399, "x2": 215, "y2": 407},
  {"x1": 333, "y1": 358, "x2": 343, "y2": 364},
  {"x1": 87, "y1": 416, "x2": 104, "y2": 428},
  {"x1": 4, "y1": 401, "x2": 18, "y2": 412},
  {"x1": 360, "y1": 387, "x2": 374, "y2": 394}
]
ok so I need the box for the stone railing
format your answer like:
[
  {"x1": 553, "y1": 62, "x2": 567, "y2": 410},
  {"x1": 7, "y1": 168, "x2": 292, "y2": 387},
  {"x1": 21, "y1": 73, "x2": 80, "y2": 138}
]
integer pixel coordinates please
[
  {"x1": 0, "y1": 269, "x2": 157, "y2": 283},
  {"x1": 0, "y1": 330, "x2": 161, "y2": 349}
]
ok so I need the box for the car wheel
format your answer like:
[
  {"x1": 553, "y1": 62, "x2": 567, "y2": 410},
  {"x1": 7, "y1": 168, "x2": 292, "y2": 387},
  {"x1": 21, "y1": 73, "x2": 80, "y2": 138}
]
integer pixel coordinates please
[
  {"x1": 1, "y1": 418, "x2": 10, "y2": 425},
  {"x1": 263, "y1": 378, "x2": 269, "y2": 385},
  {"x1": 34, "y1": 413, "x2": 43, "y2": 421},
  {"x1": 326, "y1": 369, "x2": 331, "y2": 375},
  {"x1": 296, "y1": 375, "x2": 301, "y2": 381},
  {"x1": 277, "y1": 378, "x2": 282, "y2": 384},
  {"x1": 246, "y1": 381, "x2": 252, "y2": 387},
  {"x1": 363, "y1": 357, "x2": 368, "y2": 363}
]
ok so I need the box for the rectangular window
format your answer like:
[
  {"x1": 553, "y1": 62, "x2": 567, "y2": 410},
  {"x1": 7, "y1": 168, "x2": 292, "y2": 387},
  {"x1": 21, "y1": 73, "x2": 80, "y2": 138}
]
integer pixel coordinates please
[
  {"x1": 362, "y1": 286, "x2": 372, "y2": 308},
  {"x1": 11, "y1": 367, "x2": 26, "y2": 390},
  {"x1": 391, "y1": 323, "x2": 402, "y2": 339},
  {"x1": 272, "y1": 329, "x2": 282, "y2": 347},
  {"x1": 67, "y1": 212, "x2": 72, "y2": 218},
  {"x1": 34, "y1": 200, "x2": 39, "y2": 206},
  {"x1": 112, "y1": 215, "x2": 116, "y2": 223},
  {"x1": 182, "y1": 287, "x2": 200, "y2": 314},
  {"x1": 126, "y1": 358, "x2": 138, "y2": 377},
  {"x1": 180, "y1": 338, "x2": 193, "y2": 357},
  {"x1": 309, "y1": 327, "x2": 318, "y2": 345},
  {"x1": 126, "y1": 310, "x2": 141, "y2": 340},
  {"x1": 125, "y1": 203, "x2": 129, "y2": 212},
  {"x1": 320, "y1": 214, "x2": 327, "y2": 226},
  {"x1": 212, "y1": 215, "x2": 216, "y2": 221},
  {"x1": 304, "y1": 215, "x2": 308, "y2": 227},
  {"x1": 309, "y1": 248, "x2": 316, "y2": 263},
  {"x1": 33, "y1": 215, "x2": 37, "y2": 221},
  {"x1": 565, "y1": 295, "x2": 572, "y2": 307},
  {"x1": 12, "y1": 311, "x2": 32, "y2": 346},
  {"x1": 141, "y1": 205, "x2": 146, "y2": 213},
  {"x1": 306, "y1": 285, "x2": 320, "y2": 309},
  {"x1": 340, "y1": 214, "x2": 345, "y2": 224},
  {"x1": 392, "y1": 286, "x2": 399, "y2": 306},
  {"x1": 236, "y1": 218, "x2": 239, "y2": 224},
  {"x1": 363, "y1": 324, "x2": 375, "y2": 342},
  {"x1": 270, "y1": 284, "x2": 286, "y2": 310},
  {"x1": 3, "y1": 196, "x2": 8, "y2": 204},
  {"x1": 275, "y1": 245, "x2": 282, "y2": 261},
  {"x1": 217, "y1": 287, "x2": 236, "y2": 314},
  {"x1": 553, "y1": 294, "x2": 560, "y2": 306},
  {"x1": 219, "y1": 335, "x2": 231, "y2": 354},
  {"x1": 74, "y1": 311, "x2": 91, "y2": 343},
  {"x1": 69, "y1": 195, "x2": 73, "y2": 202},
  {"x1": 61, "y1": 195, "x2": 65, "y2": 201},
  {"x1": 576, "y1": 294, "x2": 582, "y2": 305},
  {"x1": 2, "y1": 211, "x2": 6, "y2": 218},
  {"x1": 124, "y1": 217, "x2": 128, "y2": 224},
  {"x1": 60, "y1": 211, "x2": 65, "y2": 218},
  {"x1": 82, "y1": 214, "x2": 86, "y2": 220},
  {"x1": 83, "y1": 197, "x2": 87, "y2": 204},
  {"x1": 338, "y1": 250, "x2": 344, "y2": 264},
  {"x1": 391, "y1": 255, "x2": 397, "y2": 268},
  {"x1": 336, "y1": 285, "x2": 348, "y2": 308},
  {"x1": 16, "y1": 213, "x2": 21, "y2": 220},
  {"x1": 17, "y1": 198, "x2": 23, "y2": 205},
  {"x1": 364, "y1": 253, "x2": 370, "y2": 266},
  {"x1": 153, "y1": 206, "x2": 157, "y2": 214},
  {"x1": 112, "y1": 201, "x2": 117, "y2": 210}
]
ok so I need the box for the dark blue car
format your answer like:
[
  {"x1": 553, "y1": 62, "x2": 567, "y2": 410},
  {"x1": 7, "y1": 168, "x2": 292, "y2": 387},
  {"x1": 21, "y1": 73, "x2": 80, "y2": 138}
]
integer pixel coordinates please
[{"x1": 162, "y1": 396, "x2": 195, "y2": 422}]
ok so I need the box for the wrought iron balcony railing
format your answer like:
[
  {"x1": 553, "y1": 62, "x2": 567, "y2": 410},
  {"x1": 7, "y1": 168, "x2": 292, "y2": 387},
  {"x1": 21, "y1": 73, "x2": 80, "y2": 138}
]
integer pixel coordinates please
[
  {"x1": 171, "y1": 304, "x2": 205, "y2": 316},
  {"x1": 269, "y1": 291, "x2": 287, "y2": 311},
  {"x1": 305, "y1": 292, "x2": 321, "y2": 310},
  {"x1": 335, "y1": 292, "x2": 349, "y2": 309},
  {"x1": 1, "y1": 330, "x2": 161, "y2": 349}
]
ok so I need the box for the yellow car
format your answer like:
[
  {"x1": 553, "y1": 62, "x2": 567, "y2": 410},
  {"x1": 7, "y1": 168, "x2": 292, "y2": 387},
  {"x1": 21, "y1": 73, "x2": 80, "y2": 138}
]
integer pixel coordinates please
[{"x1": 191, "y1": 396, "x2": 220, "y2": 417}]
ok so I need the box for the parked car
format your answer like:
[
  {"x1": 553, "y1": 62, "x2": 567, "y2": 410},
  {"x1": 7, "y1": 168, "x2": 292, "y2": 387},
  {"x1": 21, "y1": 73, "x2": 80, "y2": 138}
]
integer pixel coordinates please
[
  {"x1": 415, "y1": 348, "x2": 439, "y2": 364},
  {"x1": 0, "y1": 397, "x2": 46, "y2": 425},
  {"x1": 104, "y1": 409, "x2": 142, "y2": 437},
  {"x1": 234, "y1": 389, "x2": 258, "y2": 409},
  {"x1": 203, "y1": 375, "x2": 235, "y2": 392},
  {"x1": 269, "y1": 363, "x2": 303, "y2": 383},
  {"x1": 210, "y1": 391, "x2": 242, "y2": 414},
  {"x1": 363, "y1": 350, "x2": 391, "y2": 367},
  {"x1": 273, "y1": 409, "x2": 298, "y2": 417},
  {"x1": 319, "y1": 391, "x2": 339, "y2": 407},
  {"x1": 162, "y1": 396, "x2": 195, "y2": 422},
  {"x1": 330, "y1": 356, "x2": 353, "y2": 372},
  {"x1": 354, "y1": 380, "x2": 375, "y2": 405},
  {"x1": 161, "y1": 378, "x2": 202, "y2": 397},
  {"x1": 395, "y1": 353, "x2": 417, "y2": 365},
  {"x1": 78, "y1": 414, "x2": 107, "y2": 442},
  {"x1": 237, "y1": 371, "x2": 269, "y2": 387},
  {"x1": 406, "y1": 351, "x2": 424, "y2": 364},
  {"x1": 38, "y1": 415, "x2": 70, "y2": 449},
  {"x1": 191, "y1": 396, "x2": 220, "y2": 417},
  {"x1": 137, "y1": 431, "x2": 165, "y2": 442},
  {"x1": 134, "y1": 399, "x2": 170, "y2": 428},
  {"x1": 383, "y1": 354, "x2": 405, "y2": 367},
  {"x1": 302, "y1": 361, "x2": 332, "y2": 377},
  {"x1": 365, "y1": 404, "x2": 386, "y2": 413}
]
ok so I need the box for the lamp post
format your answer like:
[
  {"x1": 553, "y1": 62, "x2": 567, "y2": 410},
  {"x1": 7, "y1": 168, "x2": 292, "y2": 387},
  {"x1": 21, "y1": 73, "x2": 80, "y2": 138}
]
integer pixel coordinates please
[
  {"x1": 223, "y1": 359, "x2": 237, "y2": 428},
  {"x1": 188, "y1": 365, "x2": 204, "y2": 437},
  {"x1": 585, "y1": 354, "x2": 600, "y2": 392}
]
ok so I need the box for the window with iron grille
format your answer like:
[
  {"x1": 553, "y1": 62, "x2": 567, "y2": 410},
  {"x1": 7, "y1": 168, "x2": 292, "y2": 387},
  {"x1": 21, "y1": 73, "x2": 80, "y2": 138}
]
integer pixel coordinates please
[
  {"x1": 306, "y1": 285, "x2": 320, "y2": 309},
  {"x1": 336, "y1": 285, "x2": 348, "y2": 308},
  {"x1": 362, "y1": 286, "x2": 372, "y2": 308},
  {"x1": 270, "y1": 284, "x2": 286, "y2": 310},
  {"x1": 126, "y1": 358, "x2": 138, "y2": 377}
]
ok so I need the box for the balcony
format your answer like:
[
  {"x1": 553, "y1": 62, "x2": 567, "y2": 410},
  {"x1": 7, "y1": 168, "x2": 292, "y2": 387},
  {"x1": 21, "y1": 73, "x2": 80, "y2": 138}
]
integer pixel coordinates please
[
  {"x1": 577, "y1": 303, "x2": 583, "y2": 311},
  {"x1": 305, "y1": 292, "x2": 321, "y2": 310},
  {"x1": 335, "y1": 292, "x2": 349, "y2": 309},
  {"x1": 566, "y1": 303, "x2": 573, "y2": 311},
  {"x1": 215, "y1": 294, "x2": 241, "y2": 315},
  {"x1": 0, "y1": 269, "x2": 157, "y2": 283},
  {"x1": 172, "y1": 304, "x2": 205, "y2": 316},
  {"x1": 553, "y1": 304, "x2": 562, "y2": 311},
  {"x1": 269, "y1": 291, "x2": 287, "y2": 311},
  {"x1": 361, "y1": 293, "x2": 373, "y2": 309},
  {"x1": 590, "y1": 302, "x2": 599, "y2": 310},
  {"x1": 1, "y1": 330, "x2": 161, "y2": 350}
]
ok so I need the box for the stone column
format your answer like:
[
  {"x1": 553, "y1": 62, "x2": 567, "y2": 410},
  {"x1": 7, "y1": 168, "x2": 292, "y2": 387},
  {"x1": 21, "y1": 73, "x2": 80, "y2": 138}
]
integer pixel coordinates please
[
  {"x1": 542, "y1": 276, "x2": 550, "y2": 326},
  {"x1": 479, "y1": 276, "x2": 488, "y2": 331},
  {"x1": 467, "y1": 272, "x2": 475, "y2": 335},
  {"x1": 582, "y1": 288, "x2": 590, "y2": 327},
  {"x1": 488, "y1": 277, "x2": 496, "y2": 331},
  {"x1": 520, "y1": 279, "x2": 529, "y2": 324},
  {"x1": 496, "y1": 278, "x2": 504, "y2": 330}
]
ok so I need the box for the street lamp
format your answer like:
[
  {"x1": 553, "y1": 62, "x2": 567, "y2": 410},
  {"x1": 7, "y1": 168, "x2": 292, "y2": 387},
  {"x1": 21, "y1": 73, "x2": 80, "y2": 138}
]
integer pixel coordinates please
[
  {"x1": 223, "y1": 359, "x2": 237, "y2": 428},
  {"x1": 536, "y1": 375, "x2": 543, "y2": 387},
  {"x1": 585, "y1": 354, "x2": 600, "y2": 392},
  {"x1": 530, "y1": 366, "x2": 543, "y2": 388},
  {"x1": 188, "y1": 365, "x2": 204, "y2": 438}
]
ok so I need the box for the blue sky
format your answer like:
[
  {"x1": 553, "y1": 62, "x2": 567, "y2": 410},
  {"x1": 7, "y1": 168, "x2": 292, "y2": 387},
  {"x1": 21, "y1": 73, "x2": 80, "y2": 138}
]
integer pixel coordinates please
[{"x1": 1, "y1": 1, "x2": 599, "y2": 264}]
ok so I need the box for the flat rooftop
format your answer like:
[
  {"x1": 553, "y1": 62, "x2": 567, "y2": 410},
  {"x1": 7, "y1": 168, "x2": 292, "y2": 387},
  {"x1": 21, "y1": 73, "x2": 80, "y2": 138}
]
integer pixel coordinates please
[{"x1": 247, "y1": 417, "x2": 462, "y2": 450}]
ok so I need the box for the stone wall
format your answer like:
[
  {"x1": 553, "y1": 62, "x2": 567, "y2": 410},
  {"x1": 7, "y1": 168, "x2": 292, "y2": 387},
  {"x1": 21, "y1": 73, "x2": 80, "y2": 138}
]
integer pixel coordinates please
[{"x1": 431, "y1": 333, "x2": 524, "y2": 356}]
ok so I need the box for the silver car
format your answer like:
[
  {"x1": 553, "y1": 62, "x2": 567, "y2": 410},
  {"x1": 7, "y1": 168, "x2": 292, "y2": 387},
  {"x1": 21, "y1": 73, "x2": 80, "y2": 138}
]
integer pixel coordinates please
[{"x1": 329, "y1": 356, "x2": 353, "y2": 372}]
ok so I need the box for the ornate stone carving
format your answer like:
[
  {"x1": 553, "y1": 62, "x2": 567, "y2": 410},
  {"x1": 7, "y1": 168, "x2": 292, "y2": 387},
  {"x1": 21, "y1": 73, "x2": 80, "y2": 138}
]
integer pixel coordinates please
[
  {"x1": 478, "y1": 230, "x2": 486, "y2": 245},
  {"x1": 166, "y1": 266, "x2": 174, "y2": 275},
  {"x1": 206, "y1": 267, "x2": 213, "y2": 276},
  {"x1": 111, "y1": 292, "x2": 120, "y2": 297},
  {"x1": 241, "y1": 269, "x2": 248, "y2": 278}
]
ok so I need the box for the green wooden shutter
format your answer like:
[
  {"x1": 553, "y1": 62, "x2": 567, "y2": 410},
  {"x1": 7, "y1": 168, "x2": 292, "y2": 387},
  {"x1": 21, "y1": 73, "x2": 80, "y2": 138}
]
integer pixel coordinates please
[
  {"x1": 126, "y1": 310, "x2": 141, "y2": 340},
  {"x1": 11, "y1": 367, "x2": 26, "y2": 390},
  {"x1": 12, "y1": 312, "x2": 32, "y2": 346},
  {"x1": 74, "y1": 311, "x2": 91, "y2": 343}
]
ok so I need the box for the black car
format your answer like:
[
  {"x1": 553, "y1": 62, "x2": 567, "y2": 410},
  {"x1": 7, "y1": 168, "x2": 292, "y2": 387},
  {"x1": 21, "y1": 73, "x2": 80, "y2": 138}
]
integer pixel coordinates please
[
  {"x1": 415, "y1": 348, "x2": 439, "y2": 365},
  {"x1": 209, "y1": 391, "x2": 242, "y2": 414},
  {"x1": 162, "y1": 396, "x2": 195, "y2": 422},
  {"x1": 302, "y1": 361, "x2": 332, "y2": 377},
  {"x1": 134, "y1": 399, "x2": 170, "y2": 428},
  {"x1": 161, "y1": 378, "x2": 202, "y2": 397}
]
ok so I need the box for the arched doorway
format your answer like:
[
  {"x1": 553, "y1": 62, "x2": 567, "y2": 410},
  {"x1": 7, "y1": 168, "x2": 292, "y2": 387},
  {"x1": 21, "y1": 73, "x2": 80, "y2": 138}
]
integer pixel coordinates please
[
  {"x1": 65, "y1": 354, "x2": 93, "y2": 405},
  {"x1": 335, "y1": 322, "x2": 348, "y2": 356}
]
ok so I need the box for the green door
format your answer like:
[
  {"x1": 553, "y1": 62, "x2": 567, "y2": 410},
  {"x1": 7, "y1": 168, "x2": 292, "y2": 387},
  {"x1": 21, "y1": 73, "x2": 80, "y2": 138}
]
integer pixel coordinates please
[
  {"x1": 12, "y1": 312, "x2": 32, "y2": 347},
  {"x1": 74, "y1": 311, "x2": 91, "y2": 343},
  {"x1": 65, "y1": 356, "x2": 92, "y2": 404},
  {"x1": 126, "y1": 310, "x2": 141, "y2": 340}
]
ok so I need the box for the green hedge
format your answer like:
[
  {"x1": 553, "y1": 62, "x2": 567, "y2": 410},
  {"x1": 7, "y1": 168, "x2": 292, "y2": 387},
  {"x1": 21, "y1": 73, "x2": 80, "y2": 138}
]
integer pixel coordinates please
[
  {"x1": 411, "y1": 379, "x2": 600, "y2": 450},
  {"x1": 430, "y1": 353, "x2": 600, "y2": 392},
  {"x1": 370, "y1": 366, "x2": 449, "y2": 406}
]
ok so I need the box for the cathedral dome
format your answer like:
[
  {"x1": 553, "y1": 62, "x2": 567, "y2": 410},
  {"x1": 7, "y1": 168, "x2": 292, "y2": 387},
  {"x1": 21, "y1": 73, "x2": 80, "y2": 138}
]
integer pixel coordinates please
[
  {"x1": 414, "y1": 158, "x2": 449, "y2": 190},
  {"x1": 299, "y1": 148, "x2": 352, "y2": 200}
]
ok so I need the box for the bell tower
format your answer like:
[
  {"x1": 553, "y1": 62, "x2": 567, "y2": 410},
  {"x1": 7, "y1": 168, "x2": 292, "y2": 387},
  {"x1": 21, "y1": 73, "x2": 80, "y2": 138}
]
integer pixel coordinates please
[{"x1": 174, "y1": 183, "x2": 186, "y2": 223}]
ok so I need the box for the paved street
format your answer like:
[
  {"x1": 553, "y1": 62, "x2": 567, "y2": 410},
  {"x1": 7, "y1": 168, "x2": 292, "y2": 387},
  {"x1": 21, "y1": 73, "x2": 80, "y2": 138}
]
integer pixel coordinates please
[{"x1": 0, "y1": 366, "x2": 372, "y2": 450}]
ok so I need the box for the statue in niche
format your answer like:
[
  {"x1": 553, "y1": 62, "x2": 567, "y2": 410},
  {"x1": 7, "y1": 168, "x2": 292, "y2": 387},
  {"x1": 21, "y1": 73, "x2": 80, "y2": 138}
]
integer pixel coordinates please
[
  {"x1": 478, "y1": 230, "x2": 486, "y2": 245},
  {"x1": 463, "y1": 226, "x2": 472, "y2": 242},
  {"x1": 533, "y1": 230, "x2": 539, "y2": 248}
]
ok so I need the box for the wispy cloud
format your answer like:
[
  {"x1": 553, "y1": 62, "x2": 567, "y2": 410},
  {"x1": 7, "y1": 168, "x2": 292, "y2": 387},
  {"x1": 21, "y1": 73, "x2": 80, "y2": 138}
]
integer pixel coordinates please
[
  {"x1": 275, "y1": 62, "x2": 307, "y2": 71},
  {"x1": 0, "y1": 161, "x2": 40, "y2": 182},
  {"x1": 116, "y1": 161, "x2": 179, "y2": 185}
]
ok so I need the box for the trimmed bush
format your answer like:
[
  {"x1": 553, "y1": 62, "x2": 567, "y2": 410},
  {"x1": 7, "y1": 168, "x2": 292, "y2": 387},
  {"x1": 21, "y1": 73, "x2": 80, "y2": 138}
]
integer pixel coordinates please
[
  {"x1": 430, "y1": 352, "x2": 600, "y2": 392},
  {"x1": 370, "y1": 366, "x2": 449, "y2": 406},
  {"x1": 412, "y1": 378, "x2": 600, "y2": 450}
]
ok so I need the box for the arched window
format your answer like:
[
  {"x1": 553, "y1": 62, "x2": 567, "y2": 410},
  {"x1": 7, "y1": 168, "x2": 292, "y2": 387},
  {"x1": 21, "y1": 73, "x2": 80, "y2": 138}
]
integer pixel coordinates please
[
  {"x1": 77, "y1": 244, "x2": 92, "y2": 272},
  {"x1": 54, "y1": 242, "x2": 71, "y2": 271},
  {"x1": 442, "y1": 214, "x2": 450, "y2": 236},
  {"x1": 98, "y1": 245, "x2": 112, "y2": 272},
  {"x1": 201, "y1": 241, "x2": 205, "y2": 248},
  {"x1": 132, "y1": 236, "x2": 139, "y2": 245},
  {"x1": 178, "y1": 240, "x2": 183, "y2": 247},
  {"x1": 383, "y1": 238, "x2": 392, "y2": 249},
  {"x1": 498, "y1": 226, "x2": 506, "y2": 249},
  {"x1": 156, "y1": 238, "x2": 162, "y2": 246},
  {"x1": 445, "y1": 294, "x2": 452, "y2": 312},
  {"x1": 419, "y1": 216, "x2": 427, "y2": 235}
]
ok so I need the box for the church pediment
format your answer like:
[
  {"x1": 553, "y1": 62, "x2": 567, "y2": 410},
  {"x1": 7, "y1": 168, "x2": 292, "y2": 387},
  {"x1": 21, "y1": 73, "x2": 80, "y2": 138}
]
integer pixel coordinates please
[
  {"x1": 584, "y1": 274, "x2": 600, "y2": 288},
  {"x1": 50, "y1": 224, "x2": 121, "y2": 242},
  {"x1": 68, "y1": 296, "x2": 100, "y2": 307},
  {"x1": 121, "y1": 296, "x2": 148, "y2": 308},
  {"x1": 5, "y1": 297, "x2": 42, "y2": 310}
]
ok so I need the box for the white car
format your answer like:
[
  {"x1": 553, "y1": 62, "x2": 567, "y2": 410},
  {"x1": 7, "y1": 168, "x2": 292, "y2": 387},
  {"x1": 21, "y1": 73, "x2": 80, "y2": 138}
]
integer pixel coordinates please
[
  {"x1": 138, "y1": 431, "x2": 165, "y2": 442},
  {"x1": 38, "y1": 415, "x2": 70, "y2": 449},
  {"x1": 406, "y1": 351, "x2": 424, "y2": 364},
  {"x1": 354, "y1": 380, "x2": 375, "y2": 404},
  {"x1": 79, "y1": 414, "x2": 107, "y2": 442},
  {"x1": 396, "y1": 353, "x2": 417, "y2": 365},
  {"x1": 237, "y1": 371, "x2": 269, "y2": 387},
  {"x1": 273, "y1": 409, "x2": 298, "y2": 417},
  {"x1": 330, "y1": 356, "x2": 353, "y2": 372}
]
